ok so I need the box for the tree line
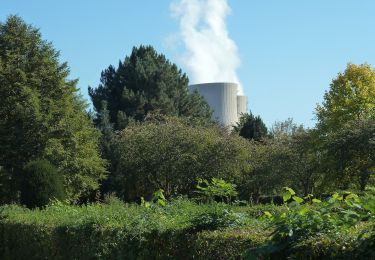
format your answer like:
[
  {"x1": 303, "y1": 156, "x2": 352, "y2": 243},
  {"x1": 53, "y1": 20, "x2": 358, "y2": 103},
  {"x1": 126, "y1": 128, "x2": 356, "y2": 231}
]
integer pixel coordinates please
[{"x1": 1, "y1": 15, "x2": 374, "y2": 207}]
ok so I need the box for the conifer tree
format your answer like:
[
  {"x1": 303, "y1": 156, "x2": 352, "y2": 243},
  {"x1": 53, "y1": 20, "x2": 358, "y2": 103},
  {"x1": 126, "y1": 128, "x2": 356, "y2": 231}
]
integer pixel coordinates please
[
  {"x1": 234, "y1": 112, "x2": 268, "y2": 141},
  {"x1": 89, "y1": 45, "x2": 212, "y2": 130}
]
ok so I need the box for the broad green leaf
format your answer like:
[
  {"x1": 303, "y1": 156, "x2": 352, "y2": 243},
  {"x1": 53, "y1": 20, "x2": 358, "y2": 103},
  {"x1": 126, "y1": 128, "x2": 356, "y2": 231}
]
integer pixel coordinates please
[
  {"x1": 299, "y1": 206, "x2": 309, "y2": 215},
  {"x1": 264, "y1": 211, "x2": 273, "y2": 218},
  {"x1": 312, "y1": 198, "x2": 321, "y2": 204},
  {"x1": 282, "y1": 192, "x2": 292, "y2": 202},
  {"x1": 292, "y1": 196, "x2": 304, "y2": 203},
  {"x1": 157, "y1": 199, "x2": 166, "y2": 207},
  {"x1": 284, "y1": 187, "x2": 296, "y2": 195},
  {"x1": 345, "y1": 193, "x2": 359, "y2": 201}
]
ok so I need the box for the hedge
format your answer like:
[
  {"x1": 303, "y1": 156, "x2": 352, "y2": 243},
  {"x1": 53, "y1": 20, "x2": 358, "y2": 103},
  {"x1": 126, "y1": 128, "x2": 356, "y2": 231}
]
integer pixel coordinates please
[{"x1": 0, "y1": 201, "x2": 374, "y2": 259}]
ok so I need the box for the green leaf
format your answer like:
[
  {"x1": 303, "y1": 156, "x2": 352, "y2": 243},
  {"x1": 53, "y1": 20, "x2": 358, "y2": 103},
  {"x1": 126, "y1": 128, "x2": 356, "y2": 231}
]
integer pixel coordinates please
[
  {"x1": 292, "y1": 196, "x2": 304, "y2": 203},
  {"x1": 331, "y1": 193, "x2": 343, "y2": 201},
  {"x1": 284, "y1": 187, "x2": 296, "y2": 195},
  {"x1": 264, "y1": 211, "x2": 273, "y2": 218},
  {"x1": 299, "y1": 206, "x2": 309, "y2": 215},
  {"x1": 282, "y1": 192, "x2": 292, "y2": 202},
  {"x1": 345, "y1": 193, "x2": 359, "y2": 201},
  {"x1": 157, "y1": 199, "x2": 166, "y2": 207},
  {"x1": 312, "y1": 198, "x2": 321, "y2": 204}
]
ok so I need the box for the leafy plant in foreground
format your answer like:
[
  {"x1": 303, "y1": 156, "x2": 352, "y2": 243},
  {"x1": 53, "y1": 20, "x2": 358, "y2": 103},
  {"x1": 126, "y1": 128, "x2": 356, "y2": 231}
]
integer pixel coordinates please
[
  {"x1": 140, "y1": 189, "x2": 167, "y2": 208},
  {"x1": 247, "y1": 187, "x2": 372, "y2": 258},
  {"x1": 152, "y1": 189, "x2": 167, "y2": 207},
  {"x1": 195, "y1": 178, "x2": 238, "y2": 203}
]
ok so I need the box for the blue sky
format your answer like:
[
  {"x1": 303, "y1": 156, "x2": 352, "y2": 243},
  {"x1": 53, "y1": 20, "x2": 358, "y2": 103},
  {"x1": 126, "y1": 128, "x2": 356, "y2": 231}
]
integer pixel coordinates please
[{"x1": 1, "y1": 0, "x2": 374, "y2": 127}]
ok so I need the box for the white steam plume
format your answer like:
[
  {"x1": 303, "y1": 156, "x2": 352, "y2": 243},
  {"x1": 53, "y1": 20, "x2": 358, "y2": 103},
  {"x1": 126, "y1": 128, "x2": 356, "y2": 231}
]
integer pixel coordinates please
[{"x1": 170, "y1": 0, "x2": 243, "y2": 94}]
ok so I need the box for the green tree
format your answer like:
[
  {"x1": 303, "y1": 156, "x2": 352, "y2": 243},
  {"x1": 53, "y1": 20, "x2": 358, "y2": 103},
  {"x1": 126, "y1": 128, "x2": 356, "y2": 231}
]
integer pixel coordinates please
[
  {"x1": 323, "y1": 119, "x2": 375, "y2": 191},
  {"x1": 239, "y1": 140, "x2": 291, "y2": 202},
  {"x1": 20, "y1": 159, "x2": 65, "y2": 208},
  {"x1": 233, "y1": 112, "x2": 268, "y2": 141},
  {"x1": 110, "y1": 115, "x2": 249, "y2": 201},
  {"x1": 270, "y1": 118, "x2": 302, "y2": 140},
  {"x1": 88, "y1": 45, "x2": 212, "y2": 130},
  {"x1": 316, "y1": 63, "x2": 375, "y2": 132},
  {"x1": 0, "y1": 16, "x2": 106, "y2": 201},
  {"x1": 315, "y1": 64, "x2": 375, "y2": 191},
  {"x1": 270, "y1": 119, "x2": 322, "y2": 195},
  {"x1": 237, "y1": 119, "x2": 323, "y2": 200},
  {"x1": 288, "y1": 128, "x2": 322, "y2": 195}
]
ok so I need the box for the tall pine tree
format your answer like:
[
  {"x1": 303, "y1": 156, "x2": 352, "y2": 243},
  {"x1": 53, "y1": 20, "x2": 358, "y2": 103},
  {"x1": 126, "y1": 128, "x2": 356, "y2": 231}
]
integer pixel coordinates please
[
  {"x1": 233, "y1": 112, "x2": 268, "y2": 141},
  {"x1": 89, "y1": 45, "x2": 212, "y2": 130}
]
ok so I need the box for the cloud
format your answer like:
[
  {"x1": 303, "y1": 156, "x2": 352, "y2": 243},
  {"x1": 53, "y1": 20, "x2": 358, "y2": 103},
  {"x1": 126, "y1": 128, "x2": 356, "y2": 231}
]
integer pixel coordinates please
[{"x1": 170, "y1": 0, "x2": 243, "y2": 94}]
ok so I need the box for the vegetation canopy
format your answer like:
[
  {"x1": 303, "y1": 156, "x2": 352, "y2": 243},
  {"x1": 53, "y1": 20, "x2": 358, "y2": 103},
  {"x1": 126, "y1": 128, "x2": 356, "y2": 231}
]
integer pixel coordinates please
[
  {"x1": 109, "y1": 115, "x2": 249, "y2": 201},
  {"x1": 89, "y1": 45, "x2": 212, "y2": 130},
  {"x1": 1, "y1": 14, "x2": 375, "y2": 260},
  {"x1": 0, "y1": 16, "x2": 106, "y2": 201},
  {"x1": 20, "y1": 159, "x2": 65, "y2": 208}
]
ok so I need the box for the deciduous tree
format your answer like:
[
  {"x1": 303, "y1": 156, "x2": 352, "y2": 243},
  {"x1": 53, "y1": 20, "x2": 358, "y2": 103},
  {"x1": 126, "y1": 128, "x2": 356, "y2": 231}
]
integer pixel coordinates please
[
  {"x1": 0, "y1": 16, "x2": 106, "y2": 201},
  {"x1": 110, "y1": 115, "x2": 249, "y2": 201},
  {"x1": 316, "y1": 63, "x2": 375, "y2": 132}
]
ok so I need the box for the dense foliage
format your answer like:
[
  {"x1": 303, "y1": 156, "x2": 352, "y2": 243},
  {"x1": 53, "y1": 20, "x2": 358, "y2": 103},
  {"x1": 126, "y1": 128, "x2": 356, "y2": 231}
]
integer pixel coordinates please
[
  {"x1": 316, "y1": 63, "x2": 375, "y2": 132},
  {"x1": 233, "y1": 112, "x2": 268, "y2": 141},
  {"x1": 0, "y1": 200, "x2": 268, "y2": 259},
  {"x1": 1, "y1": 190, "x2": 374, "y2": 259},
  {"x1": 88, "y1": 45, "x2": 212, "y2": 130},
  {"x1": 109, "y1": 116, "x2": 249, "y2": 201},
  {"x1": 314, "y1": 64, "x2": 375, "y2": 191},
  {"x1": 195, "y1": 178, "x2": 238, "y2": 203},
  {"x1": 2, "y1": 15, "x2": 375, "y2": 259},
  {"x1": 0, "y1": 16, "x2": 106, "y2": 201},
  {"x1": 322, "y1": 118, "x2": 375, "y2": 190},
  {"x1": 248, "y1": 188, "x2": 375, "y2": 259},
  {"x1": 239, "y1": 139, "x2": 292, "y2": 202},
  {"x1": 20, "y1": 159, "x2": 65, "y2": 208}
]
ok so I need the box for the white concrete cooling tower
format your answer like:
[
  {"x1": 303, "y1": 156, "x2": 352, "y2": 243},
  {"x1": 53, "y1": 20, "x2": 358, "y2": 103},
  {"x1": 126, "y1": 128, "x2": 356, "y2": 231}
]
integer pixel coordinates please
[
  {"x1": 190, "y1": 82, "x2": 246, "y2": 127},
  {"x1": 237, "y1": 95, "x2": 248, "y2": 118}
]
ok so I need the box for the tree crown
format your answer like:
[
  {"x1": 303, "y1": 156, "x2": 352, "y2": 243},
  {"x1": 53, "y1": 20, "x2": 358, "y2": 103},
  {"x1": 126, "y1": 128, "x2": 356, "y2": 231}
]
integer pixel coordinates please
[
  {"x1": 316, "y1": 63, "x2": 375, "y2": 132},
  {"x1": 89, "y1": 45, "x2": 212, "y2": 130}
]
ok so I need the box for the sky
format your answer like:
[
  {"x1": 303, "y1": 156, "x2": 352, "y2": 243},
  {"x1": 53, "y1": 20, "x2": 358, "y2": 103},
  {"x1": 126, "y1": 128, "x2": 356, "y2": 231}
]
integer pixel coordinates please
[{"x1": 1, "y1": 0, "x2": 375, "y2": 128}]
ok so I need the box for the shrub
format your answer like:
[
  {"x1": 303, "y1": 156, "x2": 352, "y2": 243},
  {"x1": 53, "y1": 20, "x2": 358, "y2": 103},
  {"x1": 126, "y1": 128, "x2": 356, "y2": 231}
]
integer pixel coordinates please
[
  {"x1": 195, "y1": 178, "x2": 238, "y2": 203},
  {"x1": 238, "y1": 140, "x2": 293, "y2": 202},
  {"x1": 110, "y1": 116, "x2": 250, "y2": 201},
  {"x1": 20, "y1": 159, "x2": 66, "y2": 208},
  {"x1": 0, "y1": 199, "x2": 373, "y2": 259},
  {"x1": 190, "y1": 205, "x2": 248, "y2": 231},
  {"x1": 248, "y1": 188, "x2": 373, "y2": 258},
  {"x1": 0, "y1": 200, "x2": 267, "y2": 259}
]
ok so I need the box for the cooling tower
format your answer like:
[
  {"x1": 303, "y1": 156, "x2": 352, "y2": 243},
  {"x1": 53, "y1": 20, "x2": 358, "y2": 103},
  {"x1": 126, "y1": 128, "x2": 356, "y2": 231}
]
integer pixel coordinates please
[
  {"x1": 237, "y1": 95, "x2": 248, "y2": 118},
  {"x1": 190, "y1": 82, "x2": 238, "y2": 127}
]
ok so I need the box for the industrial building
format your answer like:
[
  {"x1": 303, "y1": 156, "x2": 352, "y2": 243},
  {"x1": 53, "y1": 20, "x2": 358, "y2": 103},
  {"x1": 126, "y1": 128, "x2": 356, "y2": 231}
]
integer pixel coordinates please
[{"x1": 190, "y1": 82, "x2": 247, "y2": 127}]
